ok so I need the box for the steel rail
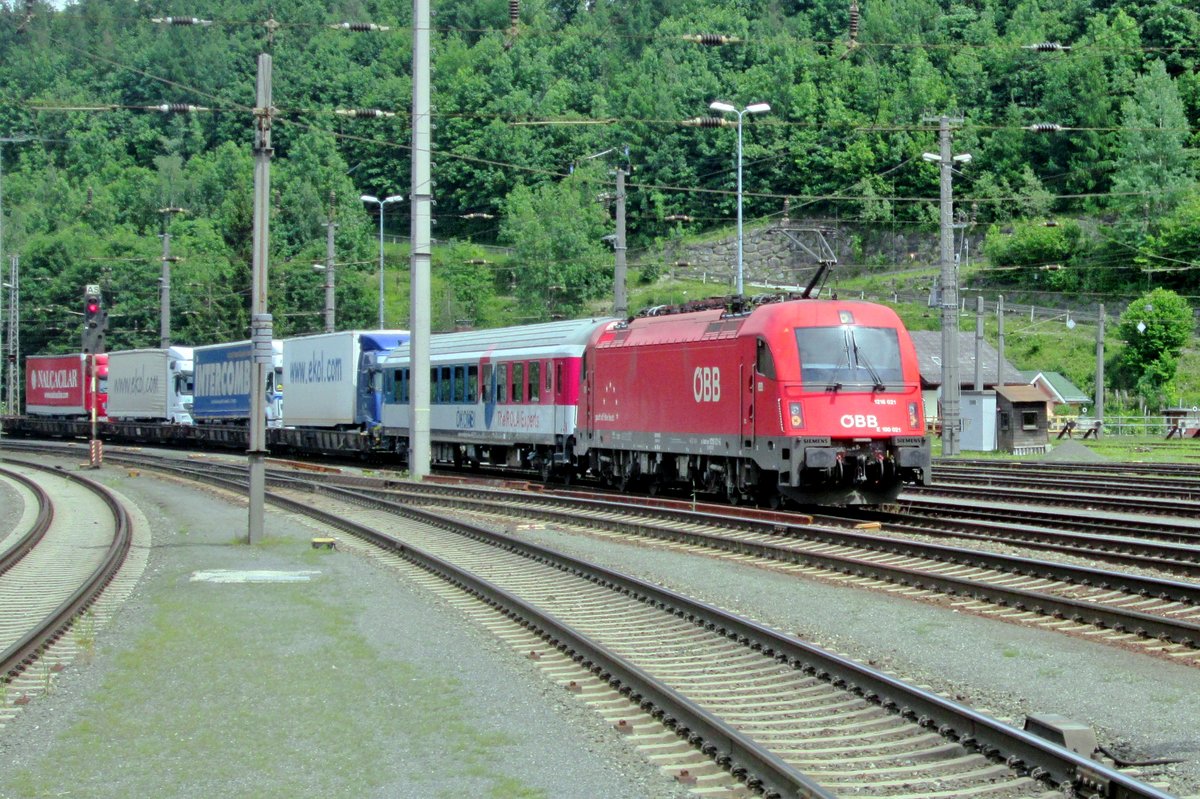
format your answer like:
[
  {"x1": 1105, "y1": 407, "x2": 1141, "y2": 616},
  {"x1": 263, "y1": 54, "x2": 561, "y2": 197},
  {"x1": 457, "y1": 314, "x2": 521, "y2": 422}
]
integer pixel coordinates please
[
  {"x1": 124, "y1": 455, "x2": 835, "y2": 799},
  {"x1": 0, "y1": 458, "x2": 131, "y2": 684},
  {"x1": 307, "y1": 480, "x2": 1173, "y2": 799},
  {"x1": 0, "y1": 464, "x2": 54, "y2": 578},
  {"x1": 74, "y1": 450, "x2": 1179, "y2": 798},
  {"x1": 317, "y1": 480, "x2": 1200, "y2": 648}
]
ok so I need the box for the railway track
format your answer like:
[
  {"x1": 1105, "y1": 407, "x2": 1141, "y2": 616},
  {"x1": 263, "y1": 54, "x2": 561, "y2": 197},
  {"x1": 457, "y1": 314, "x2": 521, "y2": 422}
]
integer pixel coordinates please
[
  {"x1": 289, "y1": 477, "x2": 1200, "y2": 665},
  {"x1": 0, "y1": 458, "x2": 132, "y2": 704},
  {"x1": 101, "y1": 450, "x2": 1174, "y2": 799}
]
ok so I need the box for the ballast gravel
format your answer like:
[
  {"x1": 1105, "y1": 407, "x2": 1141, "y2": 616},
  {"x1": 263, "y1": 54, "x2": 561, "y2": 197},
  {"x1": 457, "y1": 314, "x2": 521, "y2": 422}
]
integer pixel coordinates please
[{"x1": 3, "y1": 457, "x2": 1199, "y2": 798}]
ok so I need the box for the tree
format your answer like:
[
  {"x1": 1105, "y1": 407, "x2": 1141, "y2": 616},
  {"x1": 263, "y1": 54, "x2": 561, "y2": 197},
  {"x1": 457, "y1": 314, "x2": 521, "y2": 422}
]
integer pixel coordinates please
[
  {"x1": 499, "y1": 165, "x2": 612, "y2": 320},
  {"x1": 1142, "y1": 190, "x2": 1200, "y2": 295},
  {"x1": 1116, "y1": 288, "x2": 1194, "y2": 405},
  {"x1": 1111, "y1": 60, "x2": 1193, "y2": 225},
  {"x1": 981, "y1": 218, "x2": 1087, "y2": 291}
]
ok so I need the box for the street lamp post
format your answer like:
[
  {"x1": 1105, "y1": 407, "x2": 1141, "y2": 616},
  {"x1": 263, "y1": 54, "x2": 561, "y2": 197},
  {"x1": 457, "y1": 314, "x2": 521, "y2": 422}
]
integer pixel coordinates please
[
  {"x1": 360, "y1": 193, "x2": 404, "y2": 328},
  {"x1": 708, "y1": 101, "x2": 770, "y2": 296}
]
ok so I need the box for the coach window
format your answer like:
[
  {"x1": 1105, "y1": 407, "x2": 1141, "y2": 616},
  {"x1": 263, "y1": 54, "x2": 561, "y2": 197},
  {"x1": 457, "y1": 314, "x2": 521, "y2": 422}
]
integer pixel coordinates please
[
  {"x1": 481, "y1": 364, "x2": 493, "y2": 402},
  {"x1": 383, "y1": 370, "x2": 396, "y2": 402},
  {"x1": 400, "y1": 368, "x2": 410, "y2": 403},
  {"x1": 756, "y1": 338, "x2": 776, "y2": 379},
  {"x1": 545, "y1": 360, "x2": 554, "y2": 395},
  {"x1": 528, "y1": 361, "x2": 539, "y2": 403},
  {"x1": 452, "y1": 366, "x2": 465, "y2": 402},
  {"x1": 430, "y1": 367, "x2": 440, "y2": 403},
  {"x1": 512, "y1": 362, "x2": 524, "y2": 403},
  {"x1": 497, "y1": 363, "x2": 509, "y2": 404},
  {"x1": 468, "y1": 365, "x2": 479, "y2": 402}
]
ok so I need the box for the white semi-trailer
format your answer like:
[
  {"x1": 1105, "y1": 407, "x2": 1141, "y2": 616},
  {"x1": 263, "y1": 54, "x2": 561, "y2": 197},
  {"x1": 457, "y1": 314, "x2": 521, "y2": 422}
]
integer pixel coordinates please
[
  {"x1": 105, "y1": 347, "x2": 194, "y2": 424},
  {"x1": 281, "y1": 330, "x2": 408, "y2": 429}
]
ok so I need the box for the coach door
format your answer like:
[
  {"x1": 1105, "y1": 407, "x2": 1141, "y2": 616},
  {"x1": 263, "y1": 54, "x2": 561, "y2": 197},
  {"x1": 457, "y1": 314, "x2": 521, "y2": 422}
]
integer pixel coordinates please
[{"x1": 578, "y1": 354, "x2": 591, "y2": 442}]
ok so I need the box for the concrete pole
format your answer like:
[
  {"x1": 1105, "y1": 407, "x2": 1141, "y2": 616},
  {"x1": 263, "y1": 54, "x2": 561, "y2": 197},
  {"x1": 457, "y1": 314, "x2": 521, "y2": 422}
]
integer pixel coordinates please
[
  {"x1": 938, "y1": 116, "x2": 961, "y2": 456},
  {"x1": 247, "y1": 53, "x2": 274, "y2": 544},
  {"x1": 377, "y1": 205, "x2": 385, "y2": 328},
  {"x1": 735, "y1": 111, "x2": 745, "y2": 296},
  {"x1": 1095, "y1": 304, "x2": 1105, "y2": 435},
  {"x1": 996, "y1": 295, "x2": 1005, "y2": 389},
  {"x1": 159, "y1": 230, "x2": 171, "y2": 348},
  {"x1": 614, "y1": 167, "x2": 627, "y2": 317},
  {"x1": 324, "y1": 192, "x2": 337, "y2": 334},
  {"x1": 974, "y1": 295, "x2": 984, "y2": 390},
  {"x1": 6, "y1": 255, "x2": 17, "y2": 415},
  {"x1": 409, "y1": 0, "x2": 432, "y2": 479}
]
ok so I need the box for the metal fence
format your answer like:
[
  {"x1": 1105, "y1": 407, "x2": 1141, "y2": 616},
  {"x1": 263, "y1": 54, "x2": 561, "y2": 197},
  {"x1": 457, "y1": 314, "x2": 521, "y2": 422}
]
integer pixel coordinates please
[{"x1": 1051, "y1": 414, "x2": 1200, "y2": 438}]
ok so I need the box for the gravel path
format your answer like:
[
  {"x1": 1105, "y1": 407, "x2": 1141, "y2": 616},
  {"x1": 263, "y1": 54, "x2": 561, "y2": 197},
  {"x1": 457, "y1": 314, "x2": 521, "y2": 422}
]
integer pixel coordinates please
[{"x1": 0, "y1": 464, "x2": 693, "y2": 799}]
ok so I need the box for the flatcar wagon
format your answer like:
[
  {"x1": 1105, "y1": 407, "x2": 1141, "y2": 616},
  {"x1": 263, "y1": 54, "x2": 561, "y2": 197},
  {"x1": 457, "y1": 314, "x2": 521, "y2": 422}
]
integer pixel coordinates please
[
  {"x1": 377, "y1": 317, "x2": 613, "y2": 477},
  {"x1": 574, "y1": 296, "x2": 930, "y2": 505}
]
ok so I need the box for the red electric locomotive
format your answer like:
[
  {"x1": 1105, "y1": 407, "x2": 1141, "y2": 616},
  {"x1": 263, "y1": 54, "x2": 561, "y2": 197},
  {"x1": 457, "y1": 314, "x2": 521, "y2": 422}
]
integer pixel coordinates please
[{"x1": 574, "y1": 296, "x2": 930, "y2": 505}]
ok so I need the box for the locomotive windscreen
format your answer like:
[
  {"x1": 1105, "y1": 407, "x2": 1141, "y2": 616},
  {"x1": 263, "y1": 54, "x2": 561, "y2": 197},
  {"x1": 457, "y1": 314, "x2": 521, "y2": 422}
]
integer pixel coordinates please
[{"x1": 795, "y1": 326, "x2": 903, "y2": 389}]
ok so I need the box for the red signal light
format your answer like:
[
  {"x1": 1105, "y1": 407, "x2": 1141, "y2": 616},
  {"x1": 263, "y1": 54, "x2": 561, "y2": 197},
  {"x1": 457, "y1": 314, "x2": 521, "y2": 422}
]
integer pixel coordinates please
[{"x1": 87, "y1": 301, "x2": 100, "y2": 314}]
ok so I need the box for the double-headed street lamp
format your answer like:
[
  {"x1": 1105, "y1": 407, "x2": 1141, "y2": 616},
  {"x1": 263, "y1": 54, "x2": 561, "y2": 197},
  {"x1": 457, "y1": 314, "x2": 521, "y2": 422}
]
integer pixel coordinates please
[
  {"x1": 708, "y1": 100, "x2": 770, "y2": 296},
  {"x1": 360, "y1": 193, "x2": 404, "y2": 328}
]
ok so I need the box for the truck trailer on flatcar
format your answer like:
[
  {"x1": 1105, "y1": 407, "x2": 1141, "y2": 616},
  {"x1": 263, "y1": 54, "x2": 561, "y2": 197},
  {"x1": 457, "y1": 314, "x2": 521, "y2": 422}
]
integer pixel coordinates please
[{"x1": 24, "y1": 353, "x2": 108, "y2": 419}]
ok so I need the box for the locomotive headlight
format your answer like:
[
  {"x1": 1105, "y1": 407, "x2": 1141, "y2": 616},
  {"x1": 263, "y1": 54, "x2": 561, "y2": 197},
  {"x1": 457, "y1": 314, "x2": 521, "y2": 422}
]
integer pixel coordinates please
[
  {"x1": 789, "y1": 401, "x2": 804, "y2": 429},
  {"x1": 908, "y1": 401, "x2": 920, "y2": 428}
]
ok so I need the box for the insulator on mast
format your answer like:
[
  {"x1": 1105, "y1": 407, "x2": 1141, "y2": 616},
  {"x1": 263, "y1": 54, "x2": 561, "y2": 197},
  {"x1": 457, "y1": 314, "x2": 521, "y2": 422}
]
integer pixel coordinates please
[
  {"x1": 333, "y1": 22, "x2": 390, "y2": 31},
  {"x1": 1024, "y1": 41, "x2": 1070, "y2": 52},
  {"x1": 682, "y1": 34, "x2": 741, "y2": 45}
]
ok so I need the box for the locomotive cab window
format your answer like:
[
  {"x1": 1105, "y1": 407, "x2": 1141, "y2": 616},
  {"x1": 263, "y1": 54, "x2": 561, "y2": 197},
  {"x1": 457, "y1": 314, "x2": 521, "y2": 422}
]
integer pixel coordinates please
[
  {"x1": 795, "y1": 326, "x2": 902, "y2": 389},
  {"x1": 755, "y1": 338, "x2": 776, "y2": 379}
]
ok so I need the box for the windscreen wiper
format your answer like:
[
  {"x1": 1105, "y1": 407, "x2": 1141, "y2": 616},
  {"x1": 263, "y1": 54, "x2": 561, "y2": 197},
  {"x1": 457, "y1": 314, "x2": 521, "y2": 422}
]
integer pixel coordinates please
[
  {"x1": 826, "y1": 333, "x2": 853, "y2": 392},
  {"x1": 851, "y1": 332, "x2": 887, "y2": 391}
]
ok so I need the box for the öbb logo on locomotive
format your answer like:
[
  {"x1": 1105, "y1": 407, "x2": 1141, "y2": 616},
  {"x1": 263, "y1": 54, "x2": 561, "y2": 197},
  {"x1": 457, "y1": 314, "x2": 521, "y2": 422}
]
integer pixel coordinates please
[
  {"x1": 693, "y1": 366, "x2": 721, "y2": 403},
  {"x1": 840, "y1": 414, "x2": 879, "y2": 429}
]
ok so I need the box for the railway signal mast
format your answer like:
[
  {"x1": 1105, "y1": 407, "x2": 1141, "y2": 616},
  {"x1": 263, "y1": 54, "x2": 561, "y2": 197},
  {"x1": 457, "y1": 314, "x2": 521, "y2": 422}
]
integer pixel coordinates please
[{"x1": 82, "y1": 284, "x2": 107, "y2": 467}]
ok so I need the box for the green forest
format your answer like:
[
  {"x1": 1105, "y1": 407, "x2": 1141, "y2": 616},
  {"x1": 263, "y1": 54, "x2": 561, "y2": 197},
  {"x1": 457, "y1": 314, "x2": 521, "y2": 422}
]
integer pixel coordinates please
[{"x1": 0, "y1": 0, "x2": 1197, "y2": 403}]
